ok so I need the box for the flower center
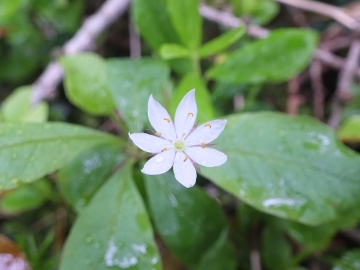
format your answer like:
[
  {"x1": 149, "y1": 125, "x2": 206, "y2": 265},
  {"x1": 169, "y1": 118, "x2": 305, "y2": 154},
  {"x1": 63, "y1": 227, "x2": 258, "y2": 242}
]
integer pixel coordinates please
[{"x1": 173, "y1": 140, "x2": 186, "y2": 151}]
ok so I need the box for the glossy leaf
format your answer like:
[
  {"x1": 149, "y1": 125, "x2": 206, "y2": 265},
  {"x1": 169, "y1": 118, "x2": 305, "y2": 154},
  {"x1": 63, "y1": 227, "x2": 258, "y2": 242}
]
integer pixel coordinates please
[
  {"x1": 132, "y1": 0, "x2": 179, "y2": 50},
  {"x1": 0, "y1": 179, "x2": 52, "y2": 214},
  {"x1": 199, "y1": 26, "x2": 245, "y2": 58},
  {"x1": 338, "y1": 115, "x2": 360, "y2": 143},
  {"x1": 1, "y1": 86, "x2": 48, "y2": 123},
  {"x1": 201, "y1": 112, "x2": 360, "y2": 226},
  {"x1": 61, "y1": 53, "x2": 114, "y2": 116},
  {"x1": 166, "y1": 0, "x2": 201, "y2": 50},
  {"x1": 145, "y1": 172, "x2": 228, "y2": 266},
  {"x1": 207, "y1": 29, "x2": 318, "y2": 84},
  {"x1": 333, "y1": 249, "x2": 360, "y2": 270},
  {"x1": 106, "y1": 58, "x2": 170, "y2": 132},
  {"x1": 159, "y1": 43, "x2": 191, "y2": 60},
  {"x1": 169, "y1": 73, "x2": 214, "y2": 124},
  {"x1": 60, "y1": 164, "x2": 161, "y2": 270},
  {"x1": 0, "y1": 122, "x2": 121, "y2": 190},
  {"x1": 57, "y1": 144, "x2": 125, "y2": 212}
]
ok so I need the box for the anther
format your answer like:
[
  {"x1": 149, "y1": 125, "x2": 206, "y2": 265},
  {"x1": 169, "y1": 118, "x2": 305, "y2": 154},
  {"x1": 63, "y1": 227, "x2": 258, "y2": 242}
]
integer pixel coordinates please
[
  {"x1": 155, "y1": 132, "x2": 161, "y2": 136},
  {"x1": 205, "y1": 123, "x2": 212, "y2": 128},
  {"x1": 161, "y1": 147, "x2": 168, "y2": 152},
  {"x1": 188, "y1": 112, "x2": 194, "y2": 117},
  {"x1": 183, "y1": 156, "x2": 188, "y2": 162},
  {"x1": 163, "y1": 118, "x2": 170, "y2": 123},
  {"x1": 201, "y1": 142, "x2": 206, "y2": 148}
]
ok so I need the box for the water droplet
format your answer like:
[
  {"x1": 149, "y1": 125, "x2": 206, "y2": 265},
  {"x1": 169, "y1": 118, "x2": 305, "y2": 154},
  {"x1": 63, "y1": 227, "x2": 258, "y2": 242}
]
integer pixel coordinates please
[
  {"x1": 85, "y1": 235, "x2": 94, "y2": 244},
  {"x1": 155, "y1": 155, "x2": 164, "y2": 163}
]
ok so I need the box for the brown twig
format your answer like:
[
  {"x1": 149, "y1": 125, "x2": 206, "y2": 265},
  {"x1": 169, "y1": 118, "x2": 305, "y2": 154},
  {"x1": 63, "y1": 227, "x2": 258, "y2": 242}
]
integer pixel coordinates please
[
  {"x1": 129, "y1": 18, "x2": 142, "y2": 58},
  {"x1": 328, "y1": 40, "x2": 360, "y2": 129},
  {"x1": 286, "y1": 76, "x2": 302, "y2": 115},
  {"x1": 310, "y1": 60, "x2": 326, "y2": 120},
  {"x1": 275, "y1": 0, "x2": 360, "y2": 30},
  {"x1": 31, "y1": 0, "x2": 131, "y2": 105}
]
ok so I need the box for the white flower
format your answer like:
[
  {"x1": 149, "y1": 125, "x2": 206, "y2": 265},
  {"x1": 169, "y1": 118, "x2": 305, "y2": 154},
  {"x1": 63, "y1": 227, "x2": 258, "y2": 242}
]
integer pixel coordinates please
[{"x1": 129, "y1": 89, "x2": 227, "y2": 188}]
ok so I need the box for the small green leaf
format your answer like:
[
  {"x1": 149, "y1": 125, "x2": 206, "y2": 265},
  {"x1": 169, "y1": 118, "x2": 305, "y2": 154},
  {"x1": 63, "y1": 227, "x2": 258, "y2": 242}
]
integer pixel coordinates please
[
  {"x1": 207, "y1": 29, "x2": 318, "y2": 84},
  {"x1": 167, "y1": 0, "x2": 201, "y2": 50},
  {"x1": 106, "y1": 58, "x2": 170, "y2": 132},
  {"x1": 1, "y1": 86, "x2": 48, "y2": 123},
  {"x1": 0, "y1": 179, "x2": 52, "y2": 213},
  {"x1": 60, "y1": 164, "x2": 161, "y2": 270},
  {"x1": 132, "y1": 0, "x2": 179, "y2": 50},
  {"x1": 199, "y1": 26, "x2": 245, "y2": 58},
  {"x1": 202, "y1": 112, "x2": 360, "y2": 226},
  {"x1": 195, "y1": 230, "x2": 237, "y2": 270},
  {"x1": 159, "y1": 43, "x2": 191, "y2": 60},
  {"x1": 145, "y1": 172, "x2": 227, "y2": 266},
  {"x1": 262, "y1": 224, "x2": 292, "y2": 270},
  {"x1": 333, "y1": 249, "x2": 360, "y2": 270},
  {"x1": 57, "y1": 144, "x2": 125, "y2": 212},
  {"x1": 61, "y1": 53, "x2": 114, "y2": 116},
  {"x1": 0, "y1": 122, "x2": 122, "y2": 190},
  {"x1": 169, "y1": 73, "x2": 214, "y2": 124},
  {"x1": 338, "y1": 115, "x2": 360, "y2": 143}
]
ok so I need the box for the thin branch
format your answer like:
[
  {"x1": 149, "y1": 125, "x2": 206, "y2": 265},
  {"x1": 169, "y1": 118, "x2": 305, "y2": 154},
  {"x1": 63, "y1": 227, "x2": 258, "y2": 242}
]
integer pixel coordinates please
[
  {"x1": 129, "y1": 18, "x2": 142, "y2": 58},
  {"x1": 310, "y1": 60, "x2": 325, "y2": 120},
  {"x1": 31, "y1": 0, "x2": 131, "y2": 105},
  {"x1": 275, "y1": 0, "x2": 360, "y2": 30},
  {"x1": 286, "y1": 76, "x2": 302, "y2": 115},
  {"x1": 328, "y1": 40, "x2": 360, "y2": 129},
  {"x1": 199, "y1": 4, "x2": 269, "y2": 38}
]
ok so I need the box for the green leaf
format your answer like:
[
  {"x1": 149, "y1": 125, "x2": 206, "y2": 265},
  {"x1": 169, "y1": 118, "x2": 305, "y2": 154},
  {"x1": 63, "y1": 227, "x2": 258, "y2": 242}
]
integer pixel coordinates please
[
  {"x1": 207, "y1": 29, "x2": 318, "y2": 84},
  {"x1": 132, "y1": 0, "x2": 179, "y2": 50},
  {"x1": 159, "y1": 43, "x2": 191, "y2": 60},
  {"x1": 0, "y1": 178, "x2": 52, "y2": 213},
  {"x1": 1, "y1": 86, "x2": 48, "y2": 123},
  {"x1": 60, "y1": 53, "x2": 114, "y2": 116},
  {"x1": 338, "y1": 115, "x2": 360, "y2": 143},
  {"x1": 166, "y1": 0, "x2": 201, "y2": 50},
  {"x1": 57, "y1": 144, "x2": 125, "y2": 212},
  {"x1": 169, "y1": 73, "x2": 214, "y2": 124},
  {"x1": 106, "y1": 58, "x2": 170, "y2": 132},
  {"x1": 202, "y1": 112, "x2": 360, "y2": 226},
  {"x1": 199, "y1": 26, "x2": 246, "y2": 58},
  {"x1": 333, "y1": 249, "x2": 360, "y2": 270},
  {"x1": 0, "y1": 122, "x2": 122, "y2": 190},
  {"x1": 60, "y1": 164, "x2": 161, "y2": 270},
  {"x1": 195, "y1": 230, "x2": 237, "y2": 270},
  {"x1": 262, "y1": 224, "x2": 292, "y2": 270},
  {"x1": 145, "y1": 172, "x2": 227, "y2": 266}
]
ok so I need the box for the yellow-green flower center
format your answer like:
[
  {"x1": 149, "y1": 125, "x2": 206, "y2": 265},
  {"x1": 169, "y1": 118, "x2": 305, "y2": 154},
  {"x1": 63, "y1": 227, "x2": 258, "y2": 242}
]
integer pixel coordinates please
[{"x1": 173, "y1": 140, "x2": 185, "y2": 151}]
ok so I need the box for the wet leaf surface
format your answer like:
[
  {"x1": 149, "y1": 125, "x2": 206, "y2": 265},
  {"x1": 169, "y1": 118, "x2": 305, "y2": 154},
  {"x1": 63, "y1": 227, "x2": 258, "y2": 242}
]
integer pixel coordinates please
[
  {"x1": 145, "y1": 172, "x2": 230, "y2": 267},
  {"x1": 202, "y1": 112, "x2": 360, "y2": 225},
  {"x1": 60, "y1": 164, "x2": 161, "y2": 270},
  {"x1": 0, "y1": 122, "x2": 122, "y2": 190}
]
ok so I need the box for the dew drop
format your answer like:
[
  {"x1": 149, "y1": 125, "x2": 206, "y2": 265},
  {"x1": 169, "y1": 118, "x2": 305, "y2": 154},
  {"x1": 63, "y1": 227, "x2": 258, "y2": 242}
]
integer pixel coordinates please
[{"x1": 155, "y1": 155, "x2": 164, "y2": 163}]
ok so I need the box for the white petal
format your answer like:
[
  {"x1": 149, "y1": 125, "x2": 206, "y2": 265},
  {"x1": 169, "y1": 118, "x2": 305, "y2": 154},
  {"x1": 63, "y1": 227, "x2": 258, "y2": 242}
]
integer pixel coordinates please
[
  {"x1": 129, "y1": 133, "x2": 171, "y2": 153},
  {"x1": 148, "y1": 95, "x2": 176, "y2": 141},
  {"x1": 186, "y1": 119, "x2": 227, "y2": 146},
  {"x1": 173, "y1": 151, "x2": 197, "y2": 188},
  {"x1": 141, "y1": 149, "x2": 175, "y2": 175},
  {"x1": 174, "y1": 89, "x2": 197, "y2": 139},
  {"x1": 185, "y1": 147, "x2": 227, "y2": 167}
]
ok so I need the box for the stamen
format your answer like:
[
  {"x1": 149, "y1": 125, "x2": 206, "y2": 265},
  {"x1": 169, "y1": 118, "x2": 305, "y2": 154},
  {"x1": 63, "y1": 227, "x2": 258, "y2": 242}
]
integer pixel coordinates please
[
  {"x1": 183, "y1": 156, "x2": 188, "y2": 162},
  {"x1": 163, "y1": 118, "x2": 170, "y2": 123},
  {"x1": 155, "y1": 132, "x2": 161, "y2": 136},
  {"x1": 205, "y1": 123, "x2": 212, "y2": 128},
  {"x1": 188, "y1": 112, "x2": 194, "y2": 117},
  {"x1": 201, "y1": 142, "x2": 206, "y2": 148},
  {"x1": 161, "y1": 147, "x2": 168, "y2": 152}
]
